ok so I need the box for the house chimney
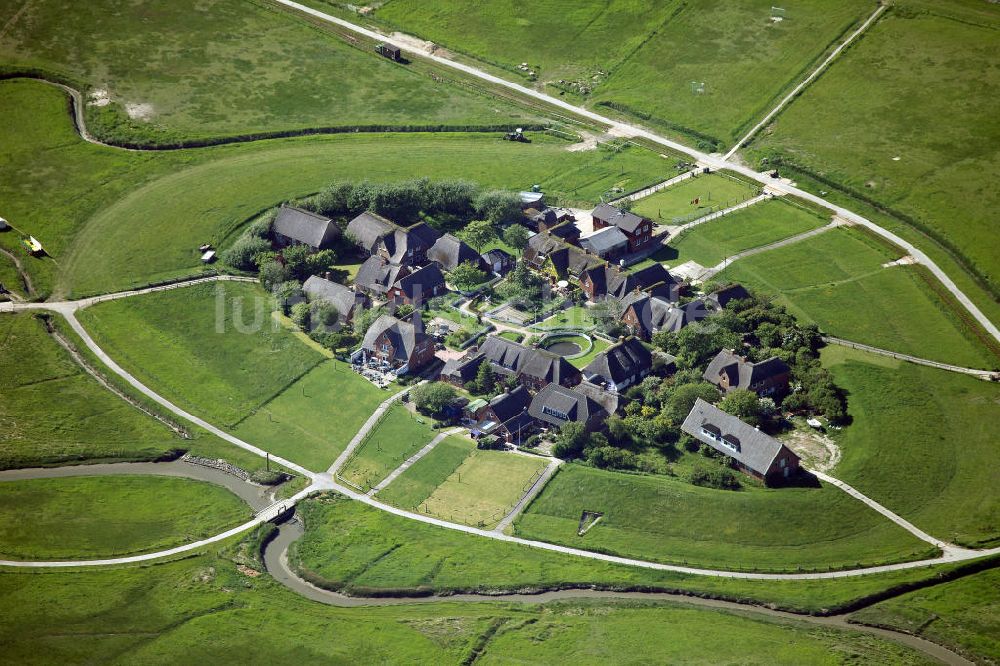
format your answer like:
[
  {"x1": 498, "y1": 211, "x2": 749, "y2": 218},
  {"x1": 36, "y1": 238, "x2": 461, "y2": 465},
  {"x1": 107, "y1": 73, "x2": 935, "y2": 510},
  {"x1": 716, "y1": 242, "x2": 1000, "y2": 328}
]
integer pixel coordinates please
[{"x1": 412, "y1": 309, "x2": 423, "y2": 334}]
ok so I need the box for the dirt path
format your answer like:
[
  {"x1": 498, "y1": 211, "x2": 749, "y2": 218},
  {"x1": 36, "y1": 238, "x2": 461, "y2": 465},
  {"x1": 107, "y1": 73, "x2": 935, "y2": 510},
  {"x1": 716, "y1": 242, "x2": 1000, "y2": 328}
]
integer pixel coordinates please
[{"x1": 0, "y1": 247, "x2": 35, "y2": 300}]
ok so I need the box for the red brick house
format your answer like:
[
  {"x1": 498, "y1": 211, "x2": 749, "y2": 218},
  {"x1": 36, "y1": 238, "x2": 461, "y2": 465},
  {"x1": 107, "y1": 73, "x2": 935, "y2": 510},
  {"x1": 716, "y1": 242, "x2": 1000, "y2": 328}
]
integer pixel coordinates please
[
  {"x1": 361, "y1": 314, "x2": 436, "y2": 372},
  {"x1": 590, "y1": 203, "x2": 654, "y2": 253},
  {"x1": 702, "y1": 349, "x2": 790, "y2": 397}
]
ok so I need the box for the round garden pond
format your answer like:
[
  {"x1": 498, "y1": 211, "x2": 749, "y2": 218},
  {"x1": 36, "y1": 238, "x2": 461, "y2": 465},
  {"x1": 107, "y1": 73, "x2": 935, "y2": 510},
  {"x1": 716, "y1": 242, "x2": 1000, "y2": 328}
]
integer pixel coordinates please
[{"x1": 539, "y1": 332, "x2": 592, "y2": 359}]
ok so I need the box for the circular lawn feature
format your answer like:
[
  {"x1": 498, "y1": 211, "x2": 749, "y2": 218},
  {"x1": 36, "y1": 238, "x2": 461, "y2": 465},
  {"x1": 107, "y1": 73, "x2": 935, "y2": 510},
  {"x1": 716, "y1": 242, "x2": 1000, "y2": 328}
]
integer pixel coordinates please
[{"x1": 539, "y1": 332, "x2": 592, "y2": 359}]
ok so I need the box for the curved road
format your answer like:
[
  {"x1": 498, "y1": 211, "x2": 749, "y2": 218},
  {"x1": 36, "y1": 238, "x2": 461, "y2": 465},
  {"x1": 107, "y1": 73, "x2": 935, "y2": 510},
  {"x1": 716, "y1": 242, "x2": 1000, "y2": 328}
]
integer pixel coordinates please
[{"x1": 272, "y1": 0, "x2": 1000, "y2": 349}]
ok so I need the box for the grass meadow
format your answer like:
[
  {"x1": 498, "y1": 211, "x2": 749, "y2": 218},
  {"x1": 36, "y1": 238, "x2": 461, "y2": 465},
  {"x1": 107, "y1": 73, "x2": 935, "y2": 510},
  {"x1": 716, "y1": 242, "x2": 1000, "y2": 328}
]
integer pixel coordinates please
[
  {"x1": 371, "y1": 0, "x2": 873, "y2": 145},
  {"x1": 751, "y1": 1, "x2": 1000, "y2": 303},
  {"x1": 851, "y1": 567, "x2": 1000, "y2": 664},
  {"x1": 823, "y1": 346, "x2": 1000, "y2": 548},
  {"x1": 0, "y1": 475, "x2": 249, "y2": 560},
  {"x1": 77, "y1": 282, "x2": 324, "y2": 428},
  {"x1": 514, "y1": 465, "x2": 933, "y2": 573},
  {"x1": 0, "y1": 0, "x2": 537, "y2": 144},
  {"x1": 416, "y1": 447, "x2": 548, "y2": 528},
  {"x1": 716, "y1": 226, "x2": 999, "y2": 368},
  {"x1": 0, "y1": 313, "x2": 185, "y2": 468},
  {"x1": 376, "y1": 434, "x2": 471, "y2": 509},
  {"x1": 0, "y1": 529, "x2": 934, "y2": 664},
  {"x1": 233, "y1": 361, "x2": 391, "y2": 472},
  {"x1": 338, "y1": 404, "x2": 436, "y2": 490},
  {"x1": 631, "y1": 173, "x2": 761, "y2": 223},
  {"x1": 665, "y1": 198, "x2": 828, "y2": 267}
]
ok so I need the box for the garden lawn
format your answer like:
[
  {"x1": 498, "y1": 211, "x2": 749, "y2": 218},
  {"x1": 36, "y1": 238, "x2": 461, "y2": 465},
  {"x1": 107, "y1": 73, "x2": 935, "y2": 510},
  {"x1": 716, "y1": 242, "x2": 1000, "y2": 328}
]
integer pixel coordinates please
[
  {"x1": 376, "y1": 435, "x2": 470, "y2": 510},
  {"x1": 823, "y1": 346, "x2": 1000, "y2": 548},
  {"x1": 233, "y1": 361, "x2": 390, "y2": 471},
  {"x1": 0, "y1": 535, "x2": 932, "y2": 665},
  {"x1": 338, "y1": 404, "x2": 435, "y2": 490},
  {"x1": 0, "y1": 0, "x2": 535, "y2": 144},
  {"x1": 569, "y1": 337, "x2": 612, "y2": 370},
  {"x1": 632, "y1": 173, "x2": 761, "y2": 224},
  {"x1": 514, "y1": 465, "x2": 933, "y2": 572},
  {"x1": 850, "y1": 567, "x2": 1000, "y2": 664},
  {"x1": 668, "y1": 199, "x2": 828, "y2": 267},
  {"x1": 534, "y1": 305, "x2": 597, "y2": 330},
  {"x1": 716, "y1": 226, "x2": 998, "y2": 368},
  {"x1": 291, "y1": 494, "x2": 984, "y2": 612},
  {"x1": 0, "y1": 475, "x2": 249, "y2": 560},
  {"x1": 418, "y1": 447, "x2": 548, "y2": 528},
  {"x1": 0, "y1": 313, "x2": 183, "y2": 468},
  {"x1": 77, "y1": 282, "x2": 324, "y2": 427},
  {"x1": 751, "y1": 2, "x2": 1000, "y2": 301}
]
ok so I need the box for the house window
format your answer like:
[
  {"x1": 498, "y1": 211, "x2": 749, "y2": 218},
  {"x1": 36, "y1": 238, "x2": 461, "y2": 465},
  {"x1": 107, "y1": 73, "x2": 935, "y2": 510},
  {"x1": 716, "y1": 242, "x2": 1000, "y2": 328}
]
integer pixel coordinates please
[
  {"x1": 542, "y1": 406, "x2": 568, "y2": 421},
  {"x1": 381, "y1": 343, "x2": 390, "y2": 352}
]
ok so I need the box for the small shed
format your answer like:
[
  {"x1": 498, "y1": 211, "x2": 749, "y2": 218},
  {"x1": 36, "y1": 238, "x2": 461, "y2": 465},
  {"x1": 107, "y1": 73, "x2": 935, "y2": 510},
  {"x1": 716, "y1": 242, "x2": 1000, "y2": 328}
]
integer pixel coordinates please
[{"x1": 376, "y1": 43, "x2": 401, "y2": 61}]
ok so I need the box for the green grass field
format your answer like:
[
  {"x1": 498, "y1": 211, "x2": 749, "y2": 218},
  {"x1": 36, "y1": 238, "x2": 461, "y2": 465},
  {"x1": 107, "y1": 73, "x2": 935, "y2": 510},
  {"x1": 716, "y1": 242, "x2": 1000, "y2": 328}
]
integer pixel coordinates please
[
  {"x1": 0, "y1": 313, "x2": 184, "y2": 468},
  {"x1": 0, "y1": 475, "x2": 249, "y2": 559},
  {"x1": 664, "y1": 198, "x2": 828, "y2": 267},
  {"x1": 376, "y1": 434, "x2": 471, "y2": 509},
  {"x1": 77, "y1": 282, "x2": 324, "y2": 427},
  {"x1": 569, "y1": 337, "x2": 611, "y2": 370},
  {"x1": 751, "y1": 2, "x2": 1000, "y2": 302},
  {"x1": 851, "y1": 567, "x2": 1000, "y2": 664},
  {"x1": 371, "y1": 0, "x2": 872, "y2": 145},
  {"x1": 233, "y1": 361, "x2": 391, "y2": 472},
  {"x1": 417, "y1": 446, "x2": 548, "y2": 528},
  {"x1": 0, "y1": 0, "x2": 536, "y2": 144},
  {"x1": 632, "y1": 173, "x2": 761, "y2": 223},
  {"x1": 823, "y1": 346, "x2": 1000, "y2": 548},
  {"x1": 292, "y1": 494, "x2": 983, "y2": 613},
  {"x1": 0, "y1": 529, "x2": 934, "y2": 664},
  {"x1": 338, "y1": 404, "x2": 436, "y2": 490},
  {"x1": 515, "y1": 465, "x2": 934, "y2": 573},
  {"x1": 717, "y1": 226, "x2": 999, "y2": 368}
]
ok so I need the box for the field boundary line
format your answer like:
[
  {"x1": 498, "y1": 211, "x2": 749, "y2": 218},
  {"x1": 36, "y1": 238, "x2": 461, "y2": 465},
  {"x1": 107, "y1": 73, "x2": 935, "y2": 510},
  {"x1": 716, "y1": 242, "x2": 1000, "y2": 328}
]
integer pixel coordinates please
[
  {"x1": 493, "y1": 458, "x2": 561, "y2": 533},
  {"x1": 666, "y1": 192, "x2": 771, "y2": 242},
  {"x1": 368, "y1": 427, "x2": 464, "y2": 496},
  {"x1": 328, "y1": 385, "x2": 414, "y2": 476},
  {"x1": 822, "y1": 336, "x2": 999, "y2": 377},
  {"x1": 723, "y1": 3, "x2": 888, "y2": 160}
]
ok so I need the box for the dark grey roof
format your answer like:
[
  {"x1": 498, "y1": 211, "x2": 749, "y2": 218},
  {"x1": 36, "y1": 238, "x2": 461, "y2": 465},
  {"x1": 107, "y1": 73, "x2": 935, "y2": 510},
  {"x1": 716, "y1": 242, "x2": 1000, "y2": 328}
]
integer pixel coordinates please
[
  {"x1": 526, "y1": 232, "x2": 604, "y2": 277},
  {"x1": 583, "y1": 338, "x2": 652, "y2": 387},
  {"x1": 346, "y1": 211, "x2": 396, "y2": 253},
  {"x1": 302, "y1": 275, "x2": 362, "y2": 316},
  {"x1": 708, "y1": 284, "x2": 751, "y2": 309},
  {"x1": 273, "y1": 206, "x2": 339, "y2": 249},
  {"x1": 442, "y1": 352, "x2": 485, "y2": 383},
  {"x1": 361, "y1": 314, "x2": 428, "y2": 360},
  {"x1": 547, "y1": 221, "x2": 580, "y2": 242},
  {"x1": 528, "y1": 382, "x2": 608, "y2": 427},
  {"x1": 378, "y1": 222, "x2": 441, "y2": 264},
  {"x1": 592, "y1": 203, "x2": 647, "y2": 234},
  {"x1": 483, "y1": 248, "x2": 513, "y2": 263},
  {"x1": 479, "y1": 336, "x2": 578, "y2": 385},
  {"x1": 355, "y1": 256, "x2": 407, "y2": 295},
  {"x1": 428, "y1": 234, "x2": 484, "y2": 271},
  {"x1": 681, "y1": 399, "x2": 798, "y2": 476},
  {"x1": 519, "y1": 191, "x2": 545, "y2": 207},
  {"x1": 486, "y1": 385, "x2": 532, "y2": 423},
  {"x1": 580, "y1": 227, "x2": 628, "y2": 255},
  {"x1": 703, "y1": 350, "x2": 790, "y2": 391},
  {"x1": 392, "y1": 263, "x2": 446, "y2": 302}
]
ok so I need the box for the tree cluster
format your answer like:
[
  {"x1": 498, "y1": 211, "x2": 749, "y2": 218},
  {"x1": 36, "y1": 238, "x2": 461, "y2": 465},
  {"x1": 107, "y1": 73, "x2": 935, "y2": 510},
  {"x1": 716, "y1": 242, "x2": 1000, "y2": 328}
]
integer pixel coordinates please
[{"x1": 410, "y1": 382, "x2": 458, "y2": 417}]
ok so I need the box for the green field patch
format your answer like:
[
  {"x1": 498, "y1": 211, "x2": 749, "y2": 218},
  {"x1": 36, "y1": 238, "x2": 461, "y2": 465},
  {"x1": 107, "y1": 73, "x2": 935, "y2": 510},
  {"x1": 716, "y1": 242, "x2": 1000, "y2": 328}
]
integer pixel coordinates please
[
  {"x1": 0, "y1": 475, "x2": 249, "y2": 560},
  {"x1": 751, "y1": 4, "x2": 1000, "y2": 301},
  {"x1": 823, "y1": 345, "x2": 1000, "y2": 548},
  {"x1": 665, "y1": 198, "x2": 828, "y2": 267},
  {"x1": 631, "y1": 173, "x2": 761, "y2": 224},
  {"x1": 338, "y1": 404, "x2": 436, "y2": 491},
  {"x1": 850, "y1": 566, "x2": 1000, "y2": 664},
  {"x1": 0, "y1": 0, "x2": 535, "y2": 144},
  {"x1": 717, "y1": 226, "x2": 998, "y2": 368},
  {"x1": 0, "y1": 313, "x2": 184, "y2": 468},
  {"x1": 417, "y1": 448, "x2": 548, "y2": 528},
  {"x1": 233, "y1": 361, "x2": 391, "y2": 472},
  {"x1": 515, "y1": 465, "x2": 933, "y2": 572},
  {"x1": 377, "y1": 435, "x2": 471, "y2": 510},
  {"x1": 77, "y1": 282, "x2": 324, "y2": 428}
]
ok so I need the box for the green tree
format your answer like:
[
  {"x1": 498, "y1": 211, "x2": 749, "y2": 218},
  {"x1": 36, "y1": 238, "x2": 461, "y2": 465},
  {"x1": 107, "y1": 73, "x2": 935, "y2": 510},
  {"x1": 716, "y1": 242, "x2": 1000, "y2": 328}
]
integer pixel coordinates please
[
  {"x1": 469, "y1": 361, "x2": 496, "y2": 395},
  {"x1": 310, "y1": 300, "x2": 340, "y2": 331},
  {"x1": 718, "y1": 388, "x2": 763, "y2": 425},
  {"x1": 663, "y1": 383, "x2": 719, "y2": 425},
  {"x1": 410, "y1": 382, "x2": 458, "y2": 416},
  {"x1": 497, "y1": 261, "x2": 545, "y2": 306},
  {"x1": 290, "y1": 301, "x2": 311, "y2": 328},
  {"x1": 273, "y1": 280, "x2": 303, "y2": 315},
  {"x1": 448, "y1": 261, "x2": 489, "y2": 291},
  {"x1": 222, "y1": 236, "x2": 270, "y2": 271},
  {"x1": 474, "y1": 190, "x2": 521, "y2": 226},
  {"x1": 460, "y1": 219, "x2": 497, "y2": 251},
  {"x1": 552, "y1": 422, "x2": 588, "y2": 460},
  {"x1": 502, "y1": 224, "x2": 531, "y2": 250},
  {"x1": 304, "y1": 249, "x2": 338, "y2": 277},
  {"x1": 259, "y1": 260, "x2": 290, "y2": 291},
  {"x1": 281, "y1": 244, "x2": 312, "y2": 280}
]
